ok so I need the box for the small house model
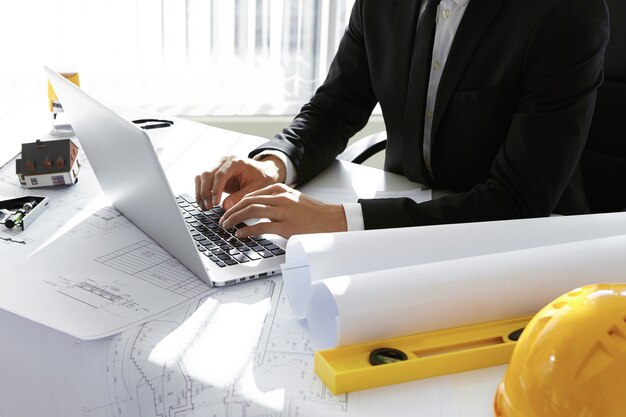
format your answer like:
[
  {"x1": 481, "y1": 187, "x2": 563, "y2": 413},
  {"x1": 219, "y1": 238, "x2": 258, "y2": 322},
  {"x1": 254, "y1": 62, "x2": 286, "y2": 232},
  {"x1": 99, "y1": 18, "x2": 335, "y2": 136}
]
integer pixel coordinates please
[{"x1": 16, "y1": 139, "x2": 80, "y2": 188}]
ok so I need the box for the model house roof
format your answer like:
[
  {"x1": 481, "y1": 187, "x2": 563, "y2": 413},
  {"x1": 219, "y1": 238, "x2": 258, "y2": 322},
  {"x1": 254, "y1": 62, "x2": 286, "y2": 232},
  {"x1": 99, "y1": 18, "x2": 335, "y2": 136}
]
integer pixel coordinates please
[{"x1": 16, "y1": 139, "x2": 79, "y2": 176}]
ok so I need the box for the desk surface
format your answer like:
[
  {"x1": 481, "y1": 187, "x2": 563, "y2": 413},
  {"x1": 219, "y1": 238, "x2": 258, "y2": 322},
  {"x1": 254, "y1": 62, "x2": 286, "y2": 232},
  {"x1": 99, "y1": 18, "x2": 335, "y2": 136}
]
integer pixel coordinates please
[{"x1": 0, "y1": 115, "x2": 502, "y2": 417}]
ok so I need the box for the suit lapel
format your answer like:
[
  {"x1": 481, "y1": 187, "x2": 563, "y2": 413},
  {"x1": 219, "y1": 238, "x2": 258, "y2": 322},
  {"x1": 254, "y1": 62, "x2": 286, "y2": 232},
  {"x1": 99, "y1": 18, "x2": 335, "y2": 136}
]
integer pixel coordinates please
[
  {"x1": 395, "y1": 0, "x2": 422, "y2": 126},
  {"x1": 388, "y1": 0, "x2": 423, "y2": 178},
  {"x1": 431, "y1": 0, "x2": 504, "y2": 141}
]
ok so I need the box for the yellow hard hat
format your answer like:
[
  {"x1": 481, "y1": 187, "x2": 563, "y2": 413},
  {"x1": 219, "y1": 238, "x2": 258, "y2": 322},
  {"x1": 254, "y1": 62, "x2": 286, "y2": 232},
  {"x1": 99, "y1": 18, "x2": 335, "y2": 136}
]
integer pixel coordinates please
[{"x1": 494, "y1": 283, "x2": 626, "y2": 417}]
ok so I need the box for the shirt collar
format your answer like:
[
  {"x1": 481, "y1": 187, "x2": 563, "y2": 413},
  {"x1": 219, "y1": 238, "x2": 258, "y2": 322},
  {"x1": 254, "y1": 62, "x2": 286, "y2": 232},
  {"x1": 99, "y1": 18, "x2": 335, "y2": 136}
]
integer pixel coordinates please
[{"x1": 452, "y1": 0, "x2": 470, "y2": 8}]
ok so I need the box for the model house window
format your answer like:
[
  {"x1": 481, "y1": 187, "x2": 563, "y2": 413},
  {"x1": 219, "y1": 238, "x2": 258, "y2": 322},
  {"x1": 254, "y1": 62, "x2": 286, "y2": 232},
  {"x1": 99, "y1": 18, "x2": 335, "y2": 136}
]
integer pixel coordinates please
[
  {"x1": 44, "y1": 157, "x2": 53, "y2": 169},
  {"x1": 56, "y1": 156, "x2": 65, "y2": 169},
  {"x1": 1, "y1": 0, "x2": 355, "y2": 117}
]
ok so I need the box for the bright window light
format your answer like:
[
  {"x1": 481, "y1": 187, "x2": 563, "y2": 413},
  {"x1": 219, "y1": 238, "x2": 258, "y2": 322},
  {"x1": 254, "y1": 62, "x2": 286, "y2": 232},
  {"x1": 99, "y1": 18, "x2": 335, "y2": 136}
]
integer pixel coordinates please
[{"x1": 1, "y1": 0, "x2": 355, "y2": 116}]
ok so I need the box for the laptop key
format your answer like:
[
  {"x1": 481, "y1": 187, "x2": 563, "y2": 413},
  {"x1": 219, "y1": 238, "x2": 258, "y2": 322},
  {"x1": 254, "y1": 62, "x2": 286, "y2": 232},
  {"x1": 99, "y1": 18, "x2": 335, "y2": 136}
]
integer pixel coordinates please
[
  {"x1": 233, "y1": 253, "x2": 250, "y2": 263},
  {"x1": 243, "y1": 250, "x2": 261, "y2": 260},
  {"x1": 258, "y1": 250, "x2": 274, "y2": 258},
  {"x1": 215, "y1": 261, "x2": 227, "y2": 268},
  {"x1": 270, "y1": 248, "x2": 285, "y2": 255},
  {"x1": 224, "y1": 258, "x2": 237, "y2": 266}
]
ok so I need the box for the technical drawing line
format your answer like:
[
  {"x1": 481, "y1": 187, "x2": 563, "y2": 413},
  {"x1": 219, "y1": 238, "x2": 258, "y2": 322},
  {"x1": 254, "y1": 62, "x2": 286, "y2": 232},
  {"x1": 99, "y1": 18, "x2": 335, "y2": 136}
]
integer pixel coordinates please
[
  {"x1": 0, "y1": 236, "x2": 26, "y2": 245},
  {"x1": 59, "y1": 293, "x2": 99, "y2": 309},
  {"x1": 94, "y1": 240, "x2": 208, "y2": 299}
]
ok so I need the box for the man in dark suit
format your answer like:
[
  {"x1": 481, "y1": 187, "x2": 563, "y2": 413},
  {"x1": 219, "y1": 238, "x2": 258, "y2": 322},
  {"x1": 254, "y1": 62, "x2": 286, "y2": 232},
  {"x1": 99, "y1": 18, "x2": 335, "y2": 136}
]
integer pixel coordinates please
[{"x1": 196, "y1": 0, "x2": 609, "y2": 238}]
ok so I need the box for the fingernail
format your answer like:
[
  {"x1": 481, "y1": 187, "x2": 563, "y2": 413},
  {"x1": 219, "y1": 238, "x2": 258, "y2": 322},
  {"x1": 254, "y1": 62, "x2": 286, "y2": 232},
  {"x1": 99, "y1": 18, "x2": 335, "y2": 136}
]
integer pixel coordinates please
[
  {"x1": 203, "y1": 199, "x2": 210, "y2": 208},
  {"x1": 212, "y1": 195, "x2": 219, "y2": 206},
  {"x1": 235, "y1": 230, "x2": 242, "y2": 238}
]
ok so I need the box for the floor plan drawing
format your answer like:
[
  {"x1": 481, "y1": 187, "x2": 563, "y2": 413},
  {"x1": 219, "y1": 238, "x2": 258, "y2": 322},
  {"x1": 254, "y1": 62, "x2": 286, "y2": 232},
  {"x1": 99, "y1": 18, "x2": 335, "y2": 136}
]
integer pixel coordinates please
[
  {"x1": 89, "y1": 277, "x2": 351, "y2": 417},
  {"x1": 0, "y1": 277, "x2": 357, "y2": 417},
  {"x1": 95, "y1": 240, "x2": 206, "y2": 299},
  {"x1": 0, "y1": 277, "x2": 359, "y2": 417}
]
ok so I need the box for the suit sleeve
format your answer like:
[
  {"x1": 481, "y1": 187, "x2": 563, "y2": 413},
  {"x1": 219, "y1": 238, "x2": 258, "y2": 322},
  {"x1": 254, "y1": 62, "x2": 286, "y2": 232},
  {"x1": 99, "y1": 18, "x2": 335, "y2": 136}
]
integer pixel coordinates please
[
  {"x1": 360, "y1": 0, "x2": 609, "y2": 229},
  {"x1": 248, "y1": 0, "x2": 378, "y2": 184}
]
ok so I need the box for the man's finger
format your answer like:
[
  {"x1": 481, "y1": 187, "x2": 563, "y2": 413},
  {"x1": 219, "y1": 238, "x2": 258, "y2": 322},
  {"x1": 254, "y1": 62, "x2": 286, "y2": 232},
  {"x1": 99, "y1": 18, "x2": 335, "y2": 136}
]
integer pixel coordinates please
[
  {"x1": 221, "y1": 200, "x2": 277, "y2": 227},
  {"x1": 211, "y1": 159, "x2": 241, "y2": 207},
  {"x1": 199, "y1": 171, "x2": 217, "y2": 210},
  {"x1": 221, "y1": 194, "x2": 288, "y2": 226},
  {"x1": 235, "y1": 221, "x2": 284, "y2": 238},
  {"x1": 222, "y1": 189, "x2": 246, "y2": 210},
  {"x1": 226, "y1": 204, "x2": 280, "y2": 230},
  {"x1": 194, "y1": 175, "x2": 203, "y2": 209},
  {"x1": 243, "y1": 183, "x2": 291, "y2": 198}
]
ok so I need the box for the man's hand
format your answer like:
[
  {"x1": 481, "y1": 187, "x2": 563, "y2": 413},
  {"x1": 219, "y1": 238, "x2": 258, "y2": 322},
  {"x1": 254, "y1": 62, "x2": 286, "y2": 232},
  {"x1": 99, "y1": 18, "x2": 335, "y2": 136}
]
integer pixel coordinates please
[
  {"x1": 195, "y1": 155, "x2": 286, "y2": 211},
  {"x1": 219, "y1": 183, "x2": 348, "y2": 239}
]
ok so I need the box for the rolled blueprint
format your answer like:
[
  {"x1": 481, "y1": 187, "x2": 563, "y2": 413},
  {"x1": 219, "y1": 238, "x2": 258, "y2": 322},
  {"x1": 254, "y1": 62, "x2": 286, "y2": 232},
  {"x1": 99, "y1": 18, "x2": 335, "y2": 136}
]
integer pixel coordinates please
[
  {"x1": 306, "y1": 234, "x2": 626, "y2": 349},
  {"x1": 281, "y1": 212, "x2": 626, "y2": 319}
]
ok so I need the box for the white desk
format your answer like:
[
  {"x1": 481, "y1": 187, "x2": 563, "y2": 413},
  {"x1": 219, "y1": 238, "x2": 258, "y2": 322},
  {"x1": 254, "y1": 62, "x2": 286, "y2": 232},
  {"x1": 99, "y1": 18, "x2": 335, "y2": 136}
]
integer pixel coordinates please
[{"x1": 0, "y1": 116, "x2": 503, "y2": 417}]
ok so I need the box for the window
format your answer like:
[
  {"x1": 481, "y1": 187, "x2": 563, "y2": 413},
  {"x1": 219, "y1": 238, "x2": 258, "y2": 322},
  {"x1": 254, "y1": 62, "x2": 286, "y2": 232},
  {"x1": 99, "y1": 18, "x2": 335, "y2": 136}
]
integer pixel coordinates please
[
  {"x1": 1, "y1": 0, "x2": 356, "y2": 117},
  {"x1": 44, "y1": 157, "x2": 52, "y2": 169},
  {"x1": 56, "y1": 156, "x2": 65, "y2": 169}
]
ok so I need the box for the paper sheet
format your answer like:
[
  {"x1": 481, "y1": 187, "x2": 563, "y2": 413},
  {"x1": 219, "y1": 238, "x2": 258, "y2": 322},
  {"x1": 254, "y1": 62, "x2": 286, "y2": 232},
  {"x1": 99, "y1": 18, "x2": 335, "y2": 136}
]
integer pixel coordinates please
[
  {"x1": 307, "y1": 234, "x2": 626, "y2": 348},
  {"x1": 0, "y1": 276, "x2": 504, "y2": 417},
  {"x1": 281, "y1": 212, "x2": 626, "y2": 318},
  {"x1": 0, "y1": 206, "x2": 213, "y2": 339},
  {"x1": 0, "y1": 116, "x2": 269, "y2": 340}
]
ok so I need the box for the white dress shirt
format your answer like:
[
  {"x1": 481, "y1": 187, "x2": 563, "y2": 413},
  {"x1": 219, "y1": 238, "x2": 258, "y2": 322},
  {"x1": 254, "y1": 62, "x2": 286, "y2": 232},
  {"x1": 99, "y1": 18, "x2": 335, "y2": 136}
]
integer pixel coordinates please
[{"x1": 257, "y1": 0, "x2": 470, "y2": 230}]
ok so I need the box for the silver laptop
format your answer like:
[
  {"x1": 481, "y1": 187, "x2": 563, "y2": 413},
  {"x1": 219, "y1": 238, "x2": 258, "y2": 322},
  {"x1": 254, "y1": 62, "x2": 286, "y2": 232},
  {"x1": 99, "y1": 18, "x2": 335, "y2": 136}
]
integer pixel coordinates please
[{"x1": 45, "y1": 67, "x2": 285, "y2": 287}]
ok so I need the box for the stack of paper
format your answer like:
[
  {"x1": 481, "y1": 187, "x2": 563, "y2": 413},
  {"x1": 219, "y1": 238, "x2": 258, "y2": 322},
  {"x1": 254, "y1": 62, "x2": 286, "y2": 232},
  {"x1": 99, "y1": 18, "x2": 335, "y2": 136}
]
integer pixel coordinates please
[{"x1": 281, "y1": 212, "x2": 626, "y2": 348}]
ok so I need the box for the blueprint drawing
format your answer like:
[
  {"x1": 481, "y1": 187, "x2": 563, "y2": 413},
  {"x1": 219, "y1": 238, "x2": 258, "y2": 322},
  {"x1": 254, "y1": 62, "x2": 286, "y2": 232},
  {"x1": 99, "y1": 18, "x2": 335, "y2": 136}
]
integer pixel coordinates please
[{"x1": 0, "y1": 276, "x2": 502, "y2": 417}]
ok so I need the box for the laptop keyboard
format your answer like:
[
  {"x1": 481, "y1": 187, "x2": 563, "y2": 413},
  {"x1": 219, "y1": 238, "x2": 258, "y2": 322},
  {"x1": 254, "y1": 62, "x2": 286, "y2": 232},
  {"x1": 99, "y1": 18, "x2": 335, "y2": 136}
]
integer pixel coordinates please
[{"x1": 176, "y1": 195, "x2": 285, "y2": 268}]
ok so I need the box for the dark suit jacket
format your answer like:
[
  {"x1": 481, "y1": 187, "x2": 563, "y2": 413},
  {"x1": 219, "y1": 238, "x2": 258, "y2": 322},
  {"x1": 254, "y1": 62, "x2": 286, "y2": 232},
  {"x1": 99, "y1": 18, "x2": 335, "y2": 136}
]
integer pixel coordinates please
[{"x1": 250, "y1": 0, "x2": 610, "y2": 229}]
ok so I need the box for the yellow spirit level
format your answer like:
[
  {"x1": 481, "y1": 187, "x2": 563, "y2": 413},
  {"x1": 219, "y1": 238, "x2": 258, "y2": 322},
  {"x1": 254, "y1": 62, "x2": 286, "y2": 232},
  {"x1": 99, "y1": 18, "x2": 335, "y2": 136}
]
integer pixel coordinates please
[{"x1": 314, "y1": 315, "x2": 532, "y2": 394}]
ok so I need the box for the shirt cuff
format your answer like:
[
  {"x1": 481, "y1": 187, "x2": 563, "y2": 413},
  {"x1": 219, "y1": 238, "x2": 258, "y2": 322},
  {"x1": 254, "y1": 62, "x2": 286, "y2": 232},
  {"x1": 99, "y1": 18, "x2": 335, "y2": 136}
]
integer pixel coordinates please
[
  {"x1": 341, "y1": 203, "x2": 365, "y2": 231},
  {"x1": 254, "y1": 150, "x2": 297, "y2": 187}
]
